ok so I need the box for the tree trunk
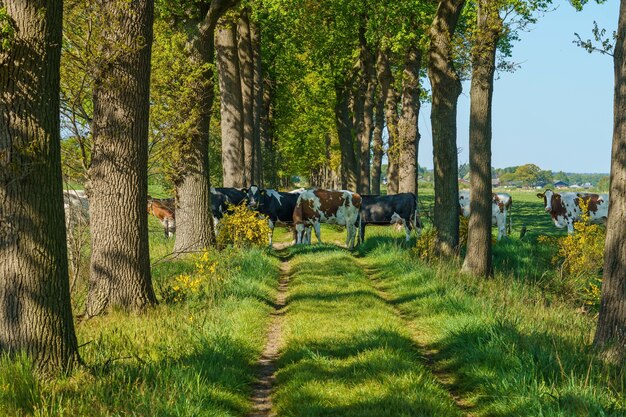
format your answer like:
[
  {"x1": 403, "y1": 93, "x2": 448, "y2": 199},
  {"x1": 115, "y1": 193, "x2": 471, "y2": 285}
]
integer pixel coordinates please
[
  {"x1": 398, "y1": 46, "x2": 422, "y2": 194},
  {"x1": 594, "y1": 0, "x2": 626, "y2": 360},
  {"x1": 334, "y1": 82, "x2": 358, "y2": 190},
  {"x1": 356, "y1": 26, "x2": 375, "y2": 194},
  {"x1": 216, "y1": 15, "x2": 244, "y2": 188},
  {"x1": 371, "y1": 93, "x2": 384, "y2": 195},
  {"x1": 86, "y1": 0, "x2": 156, "y2": 317},
  {"x1": 261, "y1": 75, "x2": 275, "y2": 187},
  {"x1": 174, "y1": 1, "x2": 235, "y2": 254},
  {"x1": 376, "y1": 48, "x2": 399, "y2": 194},
  {"x1": 250, "y1": 18, "x2": 264, "y2": 186},
  {"x1": 461, "y1": 0, "x2": 501, "y2": 277},
  {"x1": 238, "y1": 9, "x2": 255, "y2": 187},
  {"x1": 0, "y1": 0, "x2": 80, "y2": 374},
  {"x1": 428, "y1": 0, "x2": 466, "y2": 256}
]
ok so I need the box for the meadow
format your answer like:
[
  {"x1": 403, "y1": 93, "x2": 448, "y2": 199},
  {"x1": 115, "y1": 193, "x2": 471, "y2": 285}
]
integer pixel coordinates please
[{"x1": 2, "y1": 187, "x2": 623, "y2": 416}]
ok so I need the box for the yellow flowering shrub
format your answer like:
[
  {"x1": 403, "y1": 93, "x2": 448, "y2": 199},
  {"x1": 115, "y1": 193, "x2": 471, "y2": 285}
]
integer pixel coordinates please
[
  {"x1": 413, "y1": 226, "x2": 438, "y2": 262},
  {"x1": 216, "y1": 204, "x2": 271, "y2": 249},
  {"x1": 161, "y1": 248, "x2": 237, "y2": 305},
  {"x1": 539, "y1": 199, "x2": 605, "y2": 307},
  {"x1": 459, "y1": 215, "x2": 469, "y2": 248}
]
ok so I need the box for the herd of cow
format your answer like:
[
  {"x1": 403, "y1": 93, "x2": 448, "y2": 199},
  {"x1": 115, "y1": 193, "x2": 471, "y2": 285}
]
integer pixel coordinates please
[{"x1": 63, "y1": 186, "x2": 610, "y2": 249}]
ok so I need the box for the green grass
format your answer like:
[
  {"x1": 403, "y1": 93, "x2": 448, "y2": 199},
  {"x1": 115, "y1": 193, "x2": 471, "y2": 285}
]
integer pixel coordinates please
[
  {"x1": 272, "y1": 245, "x2": 461, "y2": 417},
  {"x1": 1, "y1": 248, "x2": 280, "y2": 417},
  {"x1": 360, "y1": 240, "x2": 625, "y2": 416}
]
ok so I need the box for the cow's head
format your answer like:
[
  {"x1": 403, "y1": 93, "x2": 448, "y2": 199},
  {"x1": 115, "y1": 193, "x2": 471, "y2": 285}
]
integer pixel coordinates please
[
  {"x1": 536, "y1": 189, "x2": 556, "y2": 212},
  {"x1": 243, "y1": 185, "x2": 265, "y2": 209}
]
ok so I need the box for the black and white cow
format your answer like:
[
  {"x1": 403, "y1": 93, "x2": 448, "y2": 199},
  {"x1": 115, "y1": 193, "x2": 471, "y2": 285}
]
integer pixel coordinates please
[
  {"x1": 358, "y1": 193, "x2": 421, "y2": 243},
  {"x1": 244, "y1": 185, "x2": 302, "y2": 247},
  {"x1": 210, "y1": 187, "x2": 246, "y2": 225}
]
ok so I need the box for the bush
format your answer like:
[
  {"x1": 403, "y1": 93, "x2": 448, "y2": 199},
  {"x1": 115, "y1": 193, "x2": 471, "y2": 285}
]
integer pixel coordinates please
[
  {"x1": 413, "y1": 226, "x2": 438, "y2": 262},
  {"x1": 161, "y1": 248, "x2": 239, "y2": 306},
  {"x1": 538, "y1": 200, "x2": 605, "y2": 308},
  {"x1": 216, "y1": 204, "x2": 270, "y2": 249}
]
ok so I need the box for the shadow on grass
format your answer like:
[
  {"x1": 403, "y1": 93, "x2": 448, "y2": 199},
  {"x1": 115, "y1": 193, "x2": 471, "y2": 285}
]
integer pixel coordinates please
[
  {"x1": 430, "y1": 318, "x2": 625, "y2": 416},
  {"x1": 88, "y1": 333, "x2": 258, "y2": 416},
  {"x1": 276, "y1": 328, "x2": 460, "y2": 417}
]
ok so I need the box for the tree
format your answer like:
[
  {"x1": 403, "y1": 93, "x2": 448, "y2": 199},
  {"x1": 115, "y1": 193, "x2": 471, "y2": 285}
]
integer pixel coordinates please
[
  {"x1": 428, "y1": 0, "x2": 466, "y2": 255},
  {"x1": 377, "y1": 48, "x2": 400, "y2": 194},
  {"x1": 217, "y1": 12, "x2": 245, "y2": 188},
  {"x1": 238, "y1": 8, "x2": 255, "y2": 186},
  {"x1": 462, "y1": 0, "x2": 502, "y2": 277},
  {"x1": 85, "y1": 0, "x2": 157, "y2": 317},
  {"x1": 398, "y1": 44, "x2": 422, "y2": 194},
  {"x1": 594, "y1": 0, "x2": 626, "y2": 360},
  {"x1": 0, "y1": 0, "x2": 80, "y2": 373},
  {"x1": 371, "y1": 94, "x2": 385, "y2": 194}
]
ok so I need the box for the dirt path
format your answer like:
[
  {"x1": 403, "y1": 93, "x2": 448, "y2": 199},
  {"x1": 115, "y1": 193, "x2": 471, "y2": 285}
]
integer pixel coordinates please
[{"x1": 247, "y1": 255, "x2": 290, "y2": 417}]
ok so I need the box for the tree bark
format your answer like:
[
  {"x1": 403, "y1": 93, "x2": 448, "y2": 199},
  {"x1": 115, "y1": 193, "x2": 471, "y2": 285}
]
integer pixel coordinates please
[
  {"x1": 356, "y1": 26, "x2": 375, "y2": 195},
  {"x1": 238, "y1": 9, "x2": 254, "y2": 187},
  {"x1": 261, "y1": 75, "x2": 275, "y2": 187},
  {"x1": 334, "y1": 82, "x2": 358, "y2": 191},
  {"x1": 250, "y1": 18, "x2": 264, "y2": 186},
  {"x1": 0, "y1": 0, "x2": 80, "y2": 374},
  {"x1": 216, "y1": 14, "x2": 244, "y2": 188},
  {"x1": 376, "y1": 48, "x2": 399, "y2": 194},
  {"x1": 86, "y1": 0, "x2": 156, "y2": 317},
  {"x1": 461, "y1": 0, "x2": 501, "y2": 277},
  {"x1": 398, "y1": 46, "x2": 422, "y2": 194},
  {"x1": 371, "y1": 93, "x2": 385, "y2": 195},
  {"x1": 428, "y1": 0, "x2": 466, "y2": 256},
  {"x1": 594, "y1": 0, "x2": 626, "y2": 360},
  {"x1": 174, "y1": 1, "x2": 236, "y2": 254}
]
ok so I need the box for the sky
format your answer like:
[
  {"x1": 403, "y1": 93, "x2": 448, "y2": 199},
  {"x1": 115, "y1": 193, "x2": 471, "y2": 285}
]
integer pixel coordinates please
[{"x1": 417, "y1": 0, "x2": 619, "y2": 174}]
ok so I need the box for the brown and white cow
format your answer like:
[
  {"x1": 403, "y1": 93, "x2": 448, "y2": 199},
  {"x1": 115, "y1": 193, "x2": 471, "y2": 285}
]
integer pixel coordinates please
[
  {"x1": 459, "y1": 191, "x2": 512, "y2": 240},
  {"x1": 536, "y1": 190, "x2": 608, "y2": 233},
  {"x1": 148, "y1": 197, "x2": 176, "y2": 238},
  {"x1": 292, "y1": 189, "x2": 362, "y2": 249}
]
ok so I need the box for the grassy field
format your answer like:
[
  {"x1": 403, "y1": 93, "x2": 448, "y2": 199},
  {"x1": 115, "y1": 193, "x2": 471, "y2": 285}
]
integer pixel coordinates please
[{"x1": 2, "y1": 187, "x2": 623, "y2": 416}]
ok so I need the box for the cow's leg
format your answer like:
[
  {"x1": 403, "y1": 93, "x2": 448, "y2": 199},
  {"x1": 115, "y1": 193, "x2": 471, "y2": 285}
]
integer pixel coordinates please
[
  {"x1": 313, "y1": 222, "x2": 321, "y2": 243},
  {"x1": 268, "y1": 219, "x2": 274, "y2": 247},
  {"x1": 403, "y1": 219, "x2": 411, "y2": 242},
  {"x1": 567, "y1": 219, "x2": 575, "y2": 234},
  {"x1": 296, "y1": 224, "x2": 304, "y2": 244}
]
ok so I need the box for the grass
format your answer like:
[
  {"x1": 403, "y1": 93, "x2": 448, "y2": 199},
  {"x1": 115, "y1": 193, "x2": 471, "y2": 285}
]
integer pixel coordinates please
[
  {"x1": 359, "y1": 238, "x2": 625, "y2": 416},
  {"x1": 272, "y1": 244, "x2": 461, "y2": 417},
  {"x1": 1, "y1": 247, "x2": 280, "y2": 417}
]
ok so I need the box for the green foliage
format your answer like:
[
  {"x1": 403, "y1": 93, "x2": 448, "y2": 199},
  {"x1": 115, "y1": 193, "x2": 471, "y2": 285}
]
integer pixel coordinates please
[
  {"x1": 413, "y1": 225, "x2": 438, "y2": 261},
  {"x1": 216, "y1": 203, "x2": 271, "y2": 248},
  {"x1": 0, "y1": 354, "x2": 39, "y2": 416},
  {"x1": 0, "y1": 7, "x2": 15, "y2": 54}
]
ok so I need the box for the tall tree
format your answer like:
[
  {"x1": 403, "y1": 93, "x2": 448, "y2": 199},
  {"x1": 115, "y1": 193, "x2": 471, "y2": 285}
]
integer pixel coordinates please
[
  {"x1": 238, "y1": 8, "x2": 255, "y2": 186},
  {"x1": 398, "y1": 45, "x2": 422, "y2": 194},
  {"x1": 335, "y1": 81, "x2": 359, "y2": 190},
  {"x1": 371, "y1": 94, "x2": 385, "y2": 194},
  {"x1": 0, "y1": 0, "x2": 80, "y2": 374},
  {"x1": 428, "y1": 0, "x2": 466, "y2": 255},
  {"x1": 216, "y1": 13, "x2": 245, "y2": 188},
  {"x1": 356, "y1": 23, "x2": 375, "y2": 195},
  {"x1": 462, "y1": 0, "x2": 501, "y2": 277},
  {"x1": 377, "y1": 48, "x2": 400, "y2": 194},
  {"x1": 165, "y1": 0, "x2": 237, "y2": 255},
  {"x1": 85, "y1": 0, "x2": 156, "y2": 316},
  {"x1": 594, "y1": 0, "x2": 626, "y2": 359},
  {"x1": 250, "y1": 17, "x2": 264, "y2": 185}
]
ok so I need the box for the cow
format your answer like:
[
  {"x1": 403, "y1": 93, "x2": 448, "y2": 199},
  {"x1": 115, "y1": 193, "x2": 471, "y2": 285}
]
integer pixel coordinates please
[
  {"x1": 459, "y1": 190, "x2": 512, "y2": 240},
  {"x1": 210, "y1": 187, "x2": 247, "y2": 227},
  {"x1": 536, "y1": 189, "x2": 608, "y2": 233},
  {"x1": 63, "y1": 189, "x2": 89, "y2": 227},
  {"x1": 148, "y1": 196, "x2": 176, "y2": 238},
  {"x1": 358, "y1": 193, "x2": 421, "y2": 243},
  {"x1": 243, "y1": 185, "x2": 304, "y2": 247},
  {"x1": 292, "y1": 189, "x2": 362, "y2": 249}
]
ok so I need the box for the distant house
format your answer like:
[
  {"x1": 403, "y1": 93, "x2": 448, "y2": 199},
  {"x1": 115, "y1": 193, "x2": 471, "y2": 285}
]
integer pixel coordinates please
[
  {"x1": 492, "y1": 178, "x2": 501, "y2": 187},
  {"x1": 582, "y1": 182, "x2": 593, "y2": 189},
  {"x1": 553, "y1": 180, "x2": 569, "y2": 189},
  {"x1": 458, "y1": 178, "x2": 470, "y2": 185}
]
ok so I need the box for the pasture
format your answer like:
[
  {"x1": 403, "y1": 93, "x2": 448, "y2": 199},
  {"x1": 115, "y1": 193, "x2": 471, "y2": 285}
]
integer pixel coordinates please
[{"x1": 3, "y1": 186, "x2": 624, "y2": 416}]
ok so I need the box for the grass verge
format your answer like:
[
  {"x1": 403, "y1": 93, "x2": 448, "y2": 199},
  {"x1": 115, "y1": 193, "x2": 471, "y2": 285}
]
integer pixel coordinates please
[
  {"x1": 272, "y1": 244, "x2": 461, "y2": 417},
  {"x1": 1, "y1": 248, "x2": 279, "y2": 417},
  {"x1": 361, "y1": 239, "x2": 625, "y2": 417}
]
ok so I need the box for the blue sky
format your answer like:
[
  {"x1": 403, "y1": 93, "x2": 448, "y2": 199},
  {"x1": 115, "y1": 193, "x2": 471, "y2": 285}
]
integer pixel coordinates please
[{"x1": 417, "y1": 0, "x2": 619, "y2": 174}]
